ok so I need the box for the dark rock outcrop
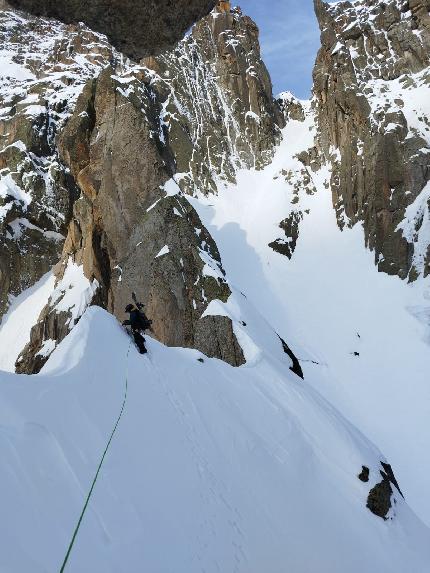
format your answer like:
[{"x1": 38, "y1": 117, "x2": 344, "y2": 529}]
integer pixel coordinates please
[
  {"x1": 277, "y1": 92, "x2": 306, "y2": 122},
  {"x1": 365, "y1": 462, "x2": 404, "y2": 520},
  {"x1": 194, "y1": 315, "x2": 246, "y2": 367},
  {"x1": 269, "y1": 211, "x2": 304, "y2": 259},
  {"x1": 279, "y1": 336, "x2": 304, "y2": 379},
  {"x1": 6, "y1": 0, "x2": 217, "y2": 61},
  {"x1": 358, "y1": 466, "x2": 370, "y2": 482},
  {"x1": 313, "y1": 0, "x2": 430, "y2": 279}
]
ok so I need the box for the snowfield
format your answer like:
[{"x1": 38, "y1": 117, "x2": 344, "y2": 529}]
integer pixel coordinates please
[
  {"x1": 192, "y1": 109, "x2": 430, "y2": 528},
  {"x1": 1, "y1": 307, "x2": 429, "y2": 573}
]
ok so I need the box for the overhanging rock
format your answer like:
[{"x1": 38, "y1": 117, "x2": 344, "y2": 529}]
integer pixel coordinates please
[{"x1": 5, "y1": 0, "x2": 217, "y2": 60}]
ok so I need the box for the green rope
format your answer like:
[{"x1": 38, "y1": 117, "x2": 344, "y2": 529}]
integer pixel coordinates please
[{"x1": 59, "y1": 342, "x2": 132, "y2": 573}]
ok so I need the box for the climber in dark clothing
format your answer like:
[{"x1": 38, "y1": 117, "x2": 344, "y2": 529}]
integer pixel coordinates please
[{"x1": 122, "y1": 293, "x2": 152, "y2": 354}]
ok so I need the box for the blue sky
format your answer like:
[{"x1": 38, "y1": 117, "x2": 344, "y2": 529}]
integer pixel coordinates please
[{"x1": 239, "y1": 0, "x2": 321, "y2": 99}]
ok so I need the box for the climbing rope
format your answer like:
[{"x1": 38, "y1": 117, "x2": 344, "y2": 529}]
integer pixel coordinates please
[{"x1": 59, "y1": 341, "x2": 132, "y2": 573}]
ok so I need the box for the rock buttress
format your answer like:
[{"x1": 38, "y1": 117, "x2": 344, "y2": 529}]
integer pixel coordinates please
[
  {"x1": 16, "y1": 67, "x2": 243, "y2": 372},
  {"x1": 313, "y1": 0, "x2": 430, "y2": 280}
]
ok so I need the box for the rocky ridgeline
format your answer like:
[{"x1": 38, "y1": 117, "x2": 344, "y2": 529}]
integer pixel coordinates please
[
  {"x1": 313, "y1": 0, "x2": 430, "y2": 280},
  {"x1": 8, "y1": 1, "x2": 285, "y2": 372}
]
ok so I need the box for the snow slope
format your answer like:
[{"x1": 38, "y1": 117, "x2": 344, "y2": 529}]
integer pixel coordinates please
[
  {"x1": 1, "y1": 307, "x2": 429, "y2": 573},
  {"x1": 191, "y1": 106, "x2": 430, "y2": 526},
  {"x1": 0, "y1": 272, "x2": 55, "y2": 371}
]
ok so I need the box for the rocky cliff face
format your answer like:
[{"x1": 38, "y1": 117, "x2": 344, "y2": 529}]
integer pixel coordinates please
[
  {"x1": 313, "y1": 0, "x2": 430, "y2": 280},
  {"x1": 0, "y1": 8, "x2": 115, "y2": 317},
  {"x1": 151, "y1": 3, "x2": 284, "y2": 194},
  {"x1": 7, "y1": 0, "x2": 428, "y2": 373},
  {"x1": 8, "y1": 2, "x2": 285, "y2": 372}
]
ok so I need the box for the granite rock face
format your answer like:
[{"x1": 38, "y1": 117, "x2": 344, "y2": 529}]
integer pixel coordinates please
[
  {"x1": 7, "y1": 0, "x2": 217, "y2": 61},
  {"x1": 194, "y1": 315, "x2": 246, "y2": 367},
  {"x1": 151, "y1": 2, "x2": 284, "y2": 194},
  {"x1": 313, "y1": 0, "x2": 430, "y2": 279},
  {"x1": 12, "y1": 2, "x2": 284, "y2": 372},
  {"x1": 16, "y1": 67, "x2": 236, "y2": 372}
]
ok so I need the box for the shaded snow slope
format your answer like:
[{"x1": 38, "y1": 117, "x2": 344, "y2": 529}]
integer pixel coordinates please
[
  {"x1": 192, "y1": 107, "x2": 430, "y2": 526},
  {"x1": 0, "y1": 272, "x2": 55, "y2": 371},
  {"x1": 1, "y1": 307, "x2": 429, "y2": 572}
]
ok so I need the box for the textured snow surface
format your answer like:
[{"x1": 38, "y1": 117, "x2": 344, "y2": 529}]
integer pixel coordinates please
[
  {"x1": 0, "y1": 10, "x2": 115, "y2": 108},
  {"x1": 0, "y1": 173, "x2": 32, "y2": 221},
  {"x1": 0, "y1": 308, "x2": 429, "y2": 573},
  {"x1": 192, "y1": 108, "x2": 430, "y2": 527},
  {"x1": 0, "y1": 50, "x2": 35, "y2": 81}
]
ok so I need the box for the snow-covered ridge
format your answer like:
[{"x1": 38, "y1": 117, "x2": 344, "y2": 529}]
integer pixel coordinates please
[{"x1": 1, "y1": 307, "x2": 430, "y2": 572}]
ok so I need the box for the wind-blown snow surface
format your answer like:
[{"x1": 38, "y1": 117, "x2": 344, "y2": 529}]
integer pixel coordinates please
[
  {"x1": 191, "y1": 106, "x2": 430, "y2": 527},
  {"x1": 0, "y1": 307, "x2": 429, "y2": 572}
]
